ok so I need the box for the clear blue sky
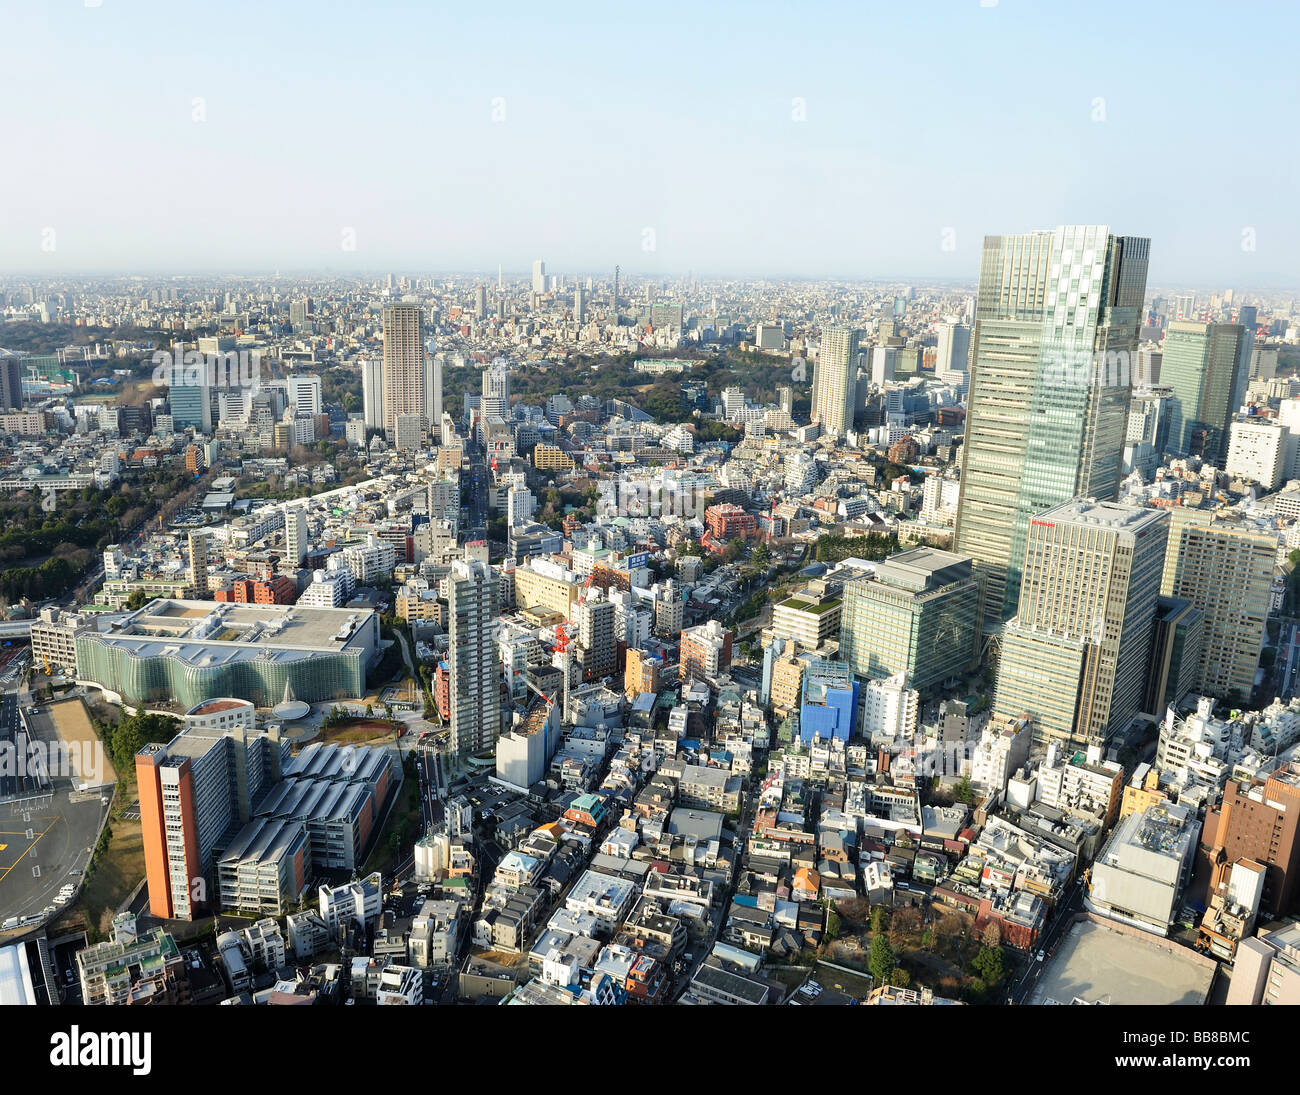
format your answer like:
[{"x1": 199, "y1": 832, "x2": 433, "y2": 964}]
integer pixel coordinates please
[{"x1": 2, "y1": 0, "x2": 1296, "y2": 285}]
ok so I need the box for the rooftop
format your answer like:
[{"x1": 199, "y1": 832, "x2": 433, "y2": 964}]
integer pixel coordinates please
[{"x1": 85, "y1": 598, "x2": 374, "y2": 666}]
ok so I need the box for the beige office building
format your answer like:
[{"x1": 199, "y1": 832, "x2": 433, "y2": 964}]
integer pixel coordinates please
[
  {"x1": 993, "y1": 500, "x2": 1168, "y2": 746},
  {"x1": 1160, "y1": 508, "x2": 1275, "y2": 700},
  {"x1": 513, "y1": 560, "x2": 582, "y2": 621}
]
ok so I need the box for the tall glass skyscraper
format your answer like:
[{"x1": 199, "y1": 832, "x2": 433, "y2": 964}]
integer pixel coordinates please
[
  {"x1": 1160, "y1": 321, "x2": 1246, "y2": 464},
  {"x1": 168, "y1": 341, "x2": 212, "y2": 434},
  {"x1": 953, "y1": 226, "x2": 1150, "y2": 626}
]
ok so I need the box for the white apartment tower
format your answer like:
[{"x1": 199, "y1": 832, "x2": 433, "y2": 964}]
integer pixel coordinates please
[{"x1": 361, "y1": 357, "x2": 386, "y2": 432}]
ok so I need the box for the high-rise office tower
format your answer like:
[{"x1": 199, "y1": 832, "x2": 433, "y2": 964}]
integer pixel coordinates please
[
  {"x1": 447, "y1": 559, "x2": 502, "y2": 757},
  {"x1": 1174, "y1": 293, "x2": 1196, "y2": 320},
  {"x1": 1231, "y1": 305, "x2": 1258, "y2": 415},
  {"x1": 424, "y1": 350, "x2": 443, "y2": 430},
  {"x1": 284, "y1": 374, "x2": 322, "y2": 417},
  {"x1": 283, "y1": 505, "x2": 308, "y2": 568},
  {"x1": 381, "y1": 304, "x2": 424, "y2": 438},
  {"x1": 0, "y1": 353, "x2": 22, "y2": 411},
  {"x1": 1160, "y1": 321, "x2": 1246, "y2": 464},
  {"x1": 574, "y1": 287, "x2": 586, "y2": 324},
  {"x1": 188, "y1": 530, "x2": 210, "y2": 598},
  {"x1": 812, "y1": 326, "x2": 860, "y2": 439},
  {"x1": 474, "y1": 284, "x2": 487, "y2": 319},
  {"x1": 838, "y1": 548, "x2": 982, "y2": 695},
  {"x1": 1123, "y1": 387, "x2": 1173, "y2": 479},
  {"x1": 777, "y1": 385, "x2": 794, "y2": 415},
  {"x1": 531, "y1": 260, "x2": 546, "y2": 295},
  {"x1": 870, "y1": 346, "x2": 897, "y2": 386},
  {"x1": 168, "y1": 341, "x2": 213, "y2": 434},
  {"x1": 481, "y1": 363, "x2": 510, "y2": 421},
  {"x1": 1160, "y1": 508, "x2": 1276, "y2": 701},
  {"x1": 953, "y1": 226, "x2": 1150, "y2": 625},
  {"x1": 361, "y1": 357, "x2": 385, "y2": 432},
  {"x1": 992, "y1": 500, "x2": 1169, "y2": 747},
  {"x1": 935, "y1": 321, "x2": 971, "y2": 373}
]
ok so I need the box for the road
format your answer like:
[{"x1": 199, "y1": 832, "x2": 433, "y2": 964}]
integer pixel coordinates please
[
  {"x1": 391, "y1": 625, "x2": 417, "y2": 680},
  {"x1": 465, "y1": 458, "x2": 488, "y2": 541},
  {"x1": 1008, "y1": 876, "x2": 1086, "y2": 1004},
  {"x1": 1281, "y1": 620, "x2": 1300, "y2": 701}
]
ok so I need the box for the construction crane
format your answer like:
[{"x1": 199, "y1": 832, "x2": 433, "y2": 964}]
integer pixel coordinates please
[
  {"x1": 520, "y1": 671, "x2": 558, "y2": 713},
  {"x1": 555, "y1": 623, "x2": 570, "y2": 654}
]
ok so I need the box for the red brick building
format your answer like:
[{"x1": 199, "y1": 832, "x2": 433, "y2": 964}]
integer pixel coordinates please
[
  {"x1": 1199, "y1": 764, "x2": 1300, "y2": 917},
  {"x1": 214, "y1": 575, "x2": 298, "y2": 605},
  {"x1": 887, "y1": 435, "x2": 920, "y2": 465},
  {"x1": 704, "y1": 503, "x2": 756, "y2": 541},
  {"x1": 434, "y1": 661, "x2": 451, "y2": 722}
]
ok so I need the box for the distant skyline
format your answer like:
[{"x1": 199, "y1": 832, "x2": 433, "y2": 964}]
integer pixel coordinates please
[{"x1": 2, "y1": 0, "x2": 1297, "y2": 285}]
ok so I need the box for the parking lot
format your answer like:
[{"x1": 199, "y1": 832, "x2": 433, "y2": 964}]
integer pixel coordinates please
[{"x1": 0, "y1": 789, "x2": 110, "y2": 935}]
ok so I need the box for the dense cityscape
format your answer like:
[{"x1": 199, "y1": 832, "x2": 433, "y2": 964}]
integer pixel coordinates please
[
  {"x1": 0, "y1": 251, "x2": 1296, "y2": 1021},
  {"x1": 0, "y1": 1, "x2": 1293, "y2": 1073}
]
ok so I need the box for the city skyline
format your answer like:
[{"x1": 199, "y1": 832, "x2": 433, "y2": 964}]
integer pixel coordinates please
[{"x1": 2, "y1": 1, "x2": 1297, "y2": 284}]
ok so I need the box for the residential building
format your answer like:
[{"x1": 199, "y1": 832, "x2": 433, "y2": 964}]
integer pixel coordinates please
[
  {"x1": 680, "y1": 620, "x2": 732, "y2": 682},
  {"x1": 448, "y1": 559, "x2": 502, "y2": 757},
  {"x1": 381, "y1": 303, "x2": 424, "y2": 438},
  {"x1": 1160, "y1": 508, "x2": 1275, "y2": 700},
  {"x1": 1226, "y1": 419, "x2": 1291, "y2": 490},
  {"x1": 812, "y1": 326, "x2": 860, "y2": 439}
]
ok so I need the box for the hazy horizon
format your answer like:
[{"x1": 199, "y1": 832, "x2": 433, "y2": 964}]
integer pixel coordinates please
[{"x1": 3, "y1": 0, "x2": 1297, "y2": 286}]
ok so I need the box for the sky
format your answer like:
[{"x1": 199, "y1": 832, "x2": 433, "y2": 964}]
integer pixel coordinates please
[{"x1": 1, "y1": 0, "x2": 1297, "y2": 285}]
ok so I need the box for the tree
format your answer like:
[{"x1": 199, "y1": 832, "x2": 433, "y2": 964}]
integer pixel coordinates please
[
  {"x1": 869, "y1": 935, "x2": 896, "y2": 987},
  {"x1": 971, "y1": 944, "x2": 1005, "y2": 985},
  {"x1": 870, "y1": 905, "x2": 890, "y2": 934},
  {"x1": 751, "y1": 542, "x2": 771, "y2": 568},
  {"x1": 982, "y1": 920, "x2": 1002, "y2": 948},
  {"x1": 825, "y1": 907, "x2": 842, "y2": 942},
  {"x1": 110, "y1": 720, "x2": 144, "y2": 773}
]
